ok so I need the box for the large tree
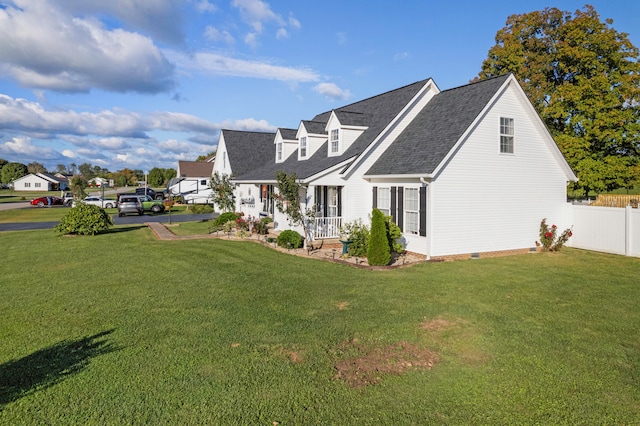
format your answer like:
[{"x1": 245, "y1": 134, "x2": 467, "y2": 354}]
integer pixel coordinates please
[
  {"x1": 478, "y1": 5, "x2": 640, "y2": 195},
  {"x1": 1, "y1": 162, "x2": 28, "y2": 184},
  {"x1": 27, "y1": 162, "x2": 47, "y2": 174}
]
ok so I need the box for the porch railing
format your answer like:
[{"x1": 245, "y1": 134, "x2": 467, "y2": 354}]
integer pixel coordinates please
[{"x1": 312, "y1": 216, "x2": 342, "y2": 239}]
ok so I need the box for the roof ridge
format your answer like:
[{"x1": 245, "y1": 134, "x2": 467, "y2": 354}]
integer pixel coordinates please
[{"x1": 440, "y1": 73, "x2": 511, "y2": 93}]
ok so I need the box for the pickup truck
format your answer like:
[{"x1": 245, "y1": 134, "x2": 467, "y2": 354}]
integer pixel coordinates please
[{"x1": 117, "y1": 193, "x2": 165, "y2": 213}]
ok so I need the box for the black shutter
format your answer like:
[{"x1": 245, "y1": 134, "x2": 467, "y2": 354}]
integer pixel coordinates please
[
  {"x1": 390, "y1": 186, "x2": 397, "y2": 223},
  {"x1": 337, "y1": 187, "x2": 342, "y2": 216},
  {"x1": 323, "y1": 186, "x2": 328, "y2": 217},
  {"x1": 397, "y1": 186, "x2": 404, "y2": 231},
  {"x1": 372, "y1": 186, "x2": 377, "y2": 209},
  {"x1": 419, "y1": 186, "x2": 427, "y2": 237}
]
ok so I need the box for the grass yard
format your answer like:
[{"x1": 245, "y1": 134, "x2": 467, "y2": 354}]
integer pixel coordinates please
[{"x1": 1, "y1": 226, "x2": 639, "y2": 424}]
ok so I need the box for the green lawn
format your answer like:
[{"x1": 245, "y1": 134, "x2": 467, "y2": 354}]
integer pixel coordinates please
[{"x1": 1, "y1": 227, "x2": 639, "y2": 424}]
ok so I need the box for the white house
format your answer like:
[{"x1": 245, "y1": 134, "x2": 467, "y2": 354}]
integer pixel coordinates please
[
  {"x1": 13, "y1": 173, "x2": 69, "y2": 192},
  {"x1": 222, "y1": 74, "x2": 577, "y2": 259}
]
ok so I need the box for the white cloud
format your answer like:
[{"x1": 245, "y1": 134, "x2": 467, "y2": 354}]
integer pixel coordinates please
[
  {"x1": 244, "y1": 32, "x2": 260, "y2": 48},
  {"x1": 168, "y1": 50, "x2": 319, "y2": 82},
  {"x1": 195, "y1": 0, "x2": 217, "y2": 14},
  {"x1": 57, "y1": 0, "x2": 185, "y2": 44},
  {"x1": 0, "y1": 136, "x2": 59, "y2": 159},
  {"x1": 231, "y1": 0, "x2": 284, "y2": 32},
  {"x1": 394, "y1": 51, "x2": 410, "y2": 61},
  {"x1": 288, "y1": 13, "x2": 301, "y2": 29},
  {"x1": 204, "y1": 26, "x2": 235, "y2": 44},
  {"x1": 276, "y1": 28, "x2": 288, "y2": 40},
  {"x1": 0, "y1": 0, "x2": 176, "y2": 93},
  {"x1": 313, "y1": 82, "x2": 351, "y2": 101}
]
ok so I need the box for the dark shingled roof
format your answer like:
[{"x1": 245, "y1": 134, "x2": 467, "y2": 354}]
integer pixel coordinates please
[
  {"x1": 222, "y1": 129, "x2": 276, "y2": 177},
  {"x1": 178, "y1": 160, "x2": 214, "y2": 177},
  {"x1": 301, "y1": 120, "x2": 327, "y2": 135},
  {"x1": 235, "y1": 78, "x2": 430, "y2": 181},
  {"x1": 279, "y1": 128, "x2": 297, "y2": 140},
  {"x1": 366, "y1": 74, "x2": 510, "y2": 176}
]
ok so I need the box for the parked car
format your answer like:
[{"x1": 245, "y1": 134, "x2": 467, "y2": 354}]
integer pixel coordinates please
[
  {"x1": 77, "y1": 196, "x2": 117, "y2": 209},
  {"x1": 117, "y1": 196, "x2": 143, "y2": 217},
  {"x1": 62, "y1": 192, "x2": 74, "y2": 206},
  {"x1": 135, "y1": 187, "x2": 166, "y2": 200},
  {"x1": 30, "y1": 196, "x2": 64, "y2": 207},
  {"x1": 117, "y1": 193, "x2": 165, "y2": 213}
]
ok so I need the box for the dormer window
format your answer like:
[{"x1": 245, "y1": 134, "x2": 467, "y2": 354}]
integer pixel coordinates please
[
  {"x1": 277, "y1": 141, "x2": 283, "y2": 161},
  {"x1": 300, "y1": 137, "x2": 307, "y2": 157},
  {"x1": 330, "y1": 129, "x2": 339, "y2": 153}
]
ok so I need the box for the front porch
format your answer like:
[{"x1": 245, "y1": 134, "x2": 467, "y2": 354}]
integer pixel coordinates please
[{"x1": 311, "y1": 216, "x2": 343, "y2": 239}]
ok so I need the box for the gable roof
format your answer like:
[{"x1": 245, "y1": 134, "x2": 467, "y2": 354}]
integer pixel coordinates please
[
  {"x1": 365, "y1": 74, "x2": 511, "y2": 177},
  {"x1": 221, "y1": 129, "x2": 275, "y2": 177},
  {"x1": 178, "y1": 160, "x2": 214, "y2": 178},
  {"x1": 234, "y1": 78, "x2": 431, "y2": 182},
  {"x1": 278, "y1": 128, "x2": 297, "y2": 140}
]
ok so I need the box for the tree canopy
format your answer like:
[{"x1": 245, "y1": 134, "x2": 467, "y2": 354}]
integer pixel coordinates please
[
  {"x1": 1, "y1": 162, "x2": 27, "y2": 184},
  {"x1": 478, "y1": 5, "x2": 640, "y2": 195}
]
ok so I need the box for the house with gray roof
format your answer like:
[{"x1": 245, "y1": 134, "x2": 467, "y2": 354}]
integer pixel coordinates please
[
  {"x1": 13, "y1": 172, "x2": 69, "y2": 192},
  {"x1": 218, "y1": 74, "x2": 577, "y2": 259}
]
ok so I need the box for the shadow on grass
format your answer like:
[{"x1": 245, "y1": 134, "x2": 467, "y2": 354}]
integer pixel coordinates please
[
  {"x1": 0, "y1": 330, "x2": 119, "y2": 410},
  {"x1": 105, "y1": 225, "x2": 146, "y2": 234}
]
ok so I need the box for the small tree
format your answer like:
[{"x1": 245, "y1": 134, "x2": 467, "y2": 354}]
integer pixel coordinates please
[
  {"x1": 367, "y1": 208, "x2": 391, "y2": 266},
  {"x1": 70, "y1": 176, "x2": 88, "y2": 200},
  {"x1": 273, "y1": 171, "x2": 315, "y2": 246},
  {"x1": 210, "y1": 172, "x2": 235, "y2": 212}
]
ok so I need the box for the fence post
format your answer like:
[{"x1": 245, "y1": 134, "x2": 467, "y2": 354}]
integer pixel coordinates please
[{"x1": 626, "y1": 205, "x2": 632, "y2": 257}]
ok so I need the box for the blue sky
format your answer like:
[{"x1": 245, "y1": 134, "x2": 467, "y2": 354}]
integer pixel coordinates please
[{"x1": 0, "y1": 0, "x2": 638, "y2": 173}]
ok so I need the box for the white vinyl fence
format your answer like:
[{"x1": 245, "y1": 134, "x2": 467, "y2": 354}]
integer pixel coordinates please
[{"x1": 569, "y1": 205, "x2": 640, "y2": 257}]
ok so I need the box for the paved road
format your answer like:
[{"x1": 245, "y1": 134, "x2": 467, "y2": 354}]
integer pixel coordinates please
[{"x1": 0, "y1": 213, "x2": 216, "y2": 232}]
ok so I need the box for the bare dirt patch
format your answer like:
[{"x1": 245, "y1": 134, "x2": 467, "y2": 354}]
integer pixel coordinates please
[
  {"x1": 420, "y1": 317, "x2": 460, "y2": 332},
  {"x1": 334, "y1": 341, "x2": 438, "y2": 388},
  {"x1": 336, "y1": 301, "x2": 350, "y2": 310}
]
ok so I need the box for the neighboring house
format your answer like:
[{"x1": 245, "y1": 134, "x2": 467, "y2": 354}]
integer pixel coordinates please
[
  {"x1": 88, "y1": 177, "x2": 109, "y2": 187},
  {"x1": 13, "y1": 173, "x2": 69, "y2": 191},
  {"x1": 212, "y1": 129, "x2": 276, "y2": 212},
  {"x1": 167, "y1": 160, "x2": 215, "y2": 203},
  {"x1": 223, "y1": 74, "x2": 577, "y2": 259}
]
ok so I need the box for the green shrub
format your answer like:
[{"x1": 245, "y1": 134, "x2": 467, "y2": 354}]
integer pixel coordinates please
[
  {"x1": 215, "y1": 211, "x2": 239, "y2": 226},
  {"x1": 341, "y1": 219, "x2": 369, "y2": 257},
  {"x1": 367, "y1": 208, "x2": 390, "y2": 266},
  {"x1": 54, "y1": 203, "x2": 113, "y2": 235},
  {"x1": 276, "y1": 230, "x2": 303, "y2": 249},
  {"x1": 385, "y1": 215, "x2": 404, "y2": 253},
  {"x1": 186, "y1": 204, "x2": 213, "y2": 214}
]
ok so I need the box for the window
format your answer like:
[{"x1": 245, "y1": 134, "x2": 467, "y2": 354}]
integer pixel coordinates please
[
  {"x1": 300, "y1": 137, "x2": 307, "y2": 157},
  {"x1": 223, "y1": 151, "x2": 227, "y2": 169},
  {"x1": 500, "y1": 117, "x2": 514, "y2": 154},
  {"x1": 404, "y1": 188, "x2": 419, "y2": 235},
  {"x1": 377, "y1": 187, "x2": 390, "y2": 216},
  {"x1": 24, "y1": 182, "x2": 30, "y2": 188},
  {"x1": 277, "y1": 142, "x2": 283, "y2": 161},
  {"x1": 35, "y1": 182, "x2": 41, "y2": 188},
  {"x1": 330, "y1": 129, "x2": 339, "y2": 153}
]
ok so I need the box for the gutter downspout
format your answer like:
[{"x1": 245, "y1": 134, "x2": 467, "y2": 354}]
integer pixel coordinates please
[{"x1": 420, "y1": 177, "x2": 430, "y2": 260}]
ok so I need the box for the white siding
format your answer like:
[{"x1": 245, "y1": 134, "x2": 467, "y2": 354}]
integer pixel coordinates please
[
  {"x1": 13, "y1": 174, "x2": 51, "y2": 191},
  {"x1": 212, "y1": 134, "x2": 232, "y2": 176},
  {"x1": 429, "y1": 84, "x2": 571, "y2": 257}
]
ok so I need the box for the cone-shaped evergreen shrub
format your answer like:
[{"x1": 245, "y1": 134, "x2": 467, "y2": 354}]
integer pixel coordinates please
[{"x1": 367, "y1": 208, "x2": 391, "y2": 266}]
